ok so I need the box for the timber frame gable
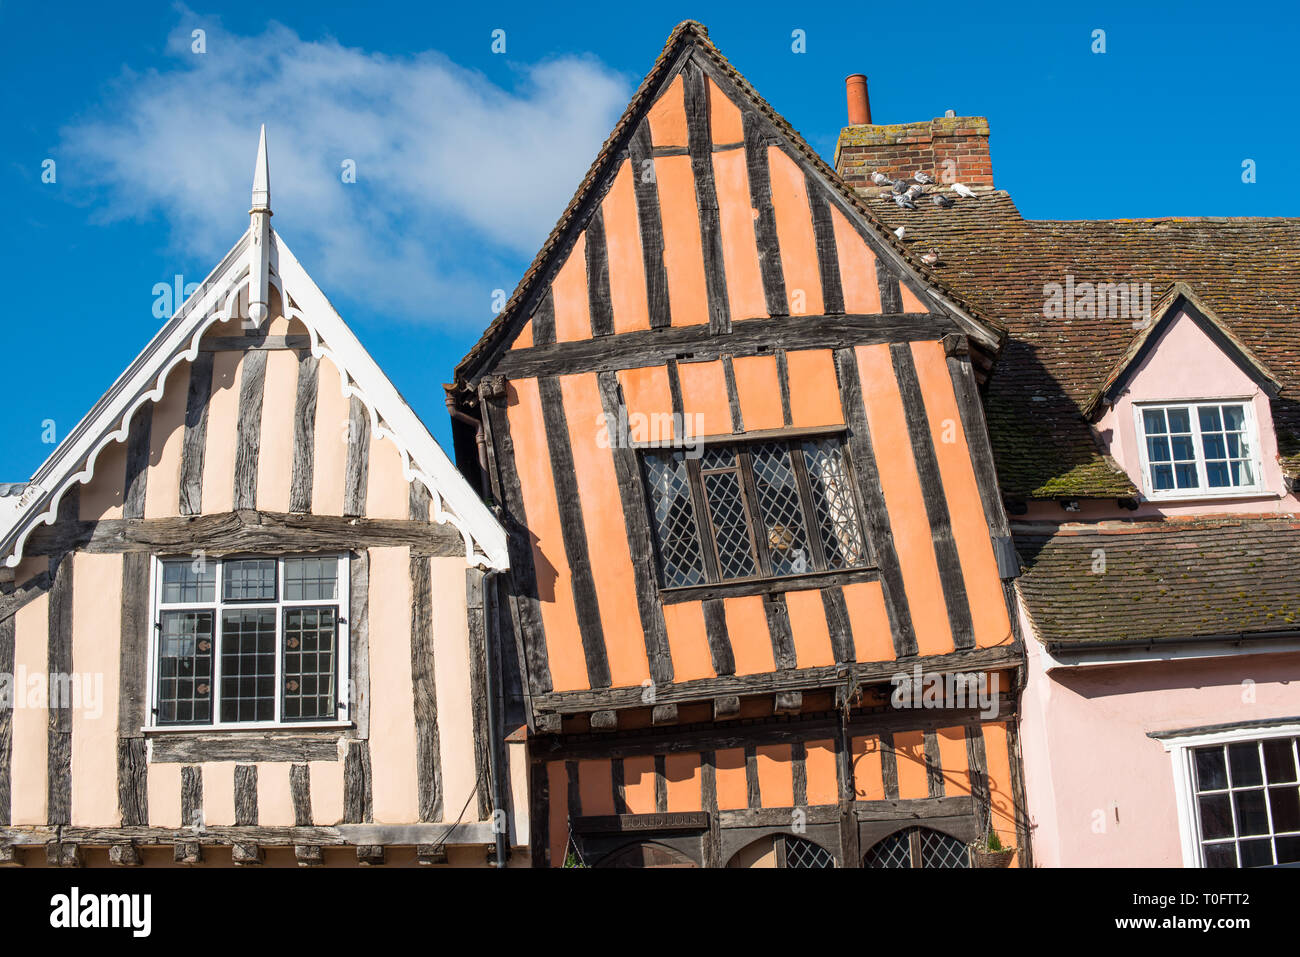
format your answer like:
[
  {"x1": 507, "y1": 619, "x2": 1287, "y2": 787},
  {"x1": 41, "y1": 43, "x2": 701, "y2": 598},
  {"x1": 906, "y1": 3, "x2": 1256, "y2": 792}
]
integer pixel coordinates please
[
  {"x1": 454, "y1": 19, "x2": 1003, "y2": 390},
  {"x1": 2, "y1": 146, "x2": 507, "y2": 573}
]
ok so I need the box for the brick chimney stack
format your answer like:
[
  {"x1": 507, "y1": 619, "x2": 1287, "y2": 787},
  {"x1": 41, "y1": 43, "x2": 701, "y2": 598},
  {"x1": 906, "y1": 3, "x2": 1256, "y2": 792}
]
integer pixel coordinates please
[{"x1": 834, "y1": 76, "x2": 995, "y2": 189}]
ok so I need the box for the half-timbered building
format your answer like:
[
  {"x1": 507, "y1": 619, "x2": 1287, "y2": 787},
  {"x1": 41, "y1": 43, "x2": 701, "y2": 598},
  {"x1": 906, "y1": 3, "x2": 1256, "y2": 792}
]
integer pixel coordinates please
[
  {"x1": 0, "y1": 131, "x2": 527, "y2": 867},
  {"x1": 838, "y1": 77, "x2": 1300, "y2": 867},
  {"x1": 451, "y1": 22, "x2": 1030, "y2": 868}
]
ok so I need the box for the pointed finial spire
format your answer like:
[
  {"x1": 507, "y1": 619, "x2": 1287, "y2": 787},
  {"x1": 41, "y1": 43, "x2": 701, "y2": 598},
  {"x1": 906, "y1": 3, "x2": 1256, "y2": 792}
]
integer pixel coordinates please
[
  {"x1": 251, "y1": 123, "x2": 270, "y2": 213},
  {"x1": 248, "y1": 124, "x2": 272, "y2": 324}
]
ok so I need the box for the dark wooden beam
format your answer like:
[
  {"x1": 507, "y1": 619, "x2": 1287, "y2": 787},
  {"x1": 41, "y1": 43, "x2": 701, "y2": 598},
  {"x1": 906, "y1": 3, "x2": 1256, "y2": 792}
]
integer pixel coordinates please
[
  {"x1": 628, "y1": 121, "x2": 672, "y2": 330},
  {"x1": 806, "y1": 173, "x2": 845, "y2": 315},
  {"x1": 24, "y1": 510, "x2": 466, "y2": 558},
  {"x1": 123, "y1": 406, "x2": 151, "y2": 521},
  {"x1": 410, "y1": 553, "x2": 443, "y2": 822},
  {"x1": 290, "y1": 764, "x2": 313, "y2": 827},
  {"x1": 0, "y1": 587, "x2": 13, "y2": 825},
  {"x1": 491, "y1": 313, "x2": 950, "y2": 380},
  {"x1": 234, "y1": 765, "x2": 258, "y2": 826},
  {"x1": 530, "y1": 289, "x2": 556, "y2": 347},
  {"x1": 178, "y1": 352, "x2": 214, "y2": 516},
  {"x1": 288, "y1": 353, "x2": 319, "y2": 514},
  {"x1": 742, "y1": 110, "x2": 788, "y2": 317},
  {"x1": 151, "y1": 733, "x2": 340, "y2": 764},
  {"x1": 342, "y1": 741, "x2": 372, "y2": 824},
  {"x1": 343, "y1": 395, "x2": 370, "y2": 518},
  {"x1": 118, "y1": 551, "x2": 149, "y2": 825},
  {"x1": 232, "y1": 349, "x2": 268, "y2": 511},
  {"x1": 682, "y1": 59, "x2": 732, "y2": 336},
  {"x1": 585, "y1": 206, "x2": 614, "y2": 338},
  {"x1": 200, "y1": 335, "x2": 312, "y2": 352},
  {"x1": 701, "y1": 598, "x2": 735, "y2": 676},
  {"x1": 47, "y1": 553, "x2": 73, "y2": 826}
]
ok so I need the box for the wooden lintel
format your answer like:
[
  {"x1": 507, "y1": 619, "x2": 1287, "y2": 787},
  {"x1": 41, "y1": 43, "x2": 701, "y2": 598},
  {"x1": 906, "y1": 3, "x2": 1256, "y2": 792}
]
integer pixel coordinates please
[
  {"x1": 174, "y1": 842, "x2": 203, "y2": 865},
  {"x1": 714, "y1": 695, "x2": 741, "y2": 720},
  {"x1": 534, "y1": 713, "x2": 562, "y2": 735},
  {"x1": 590, "y1": 710, "x2": 618, "y2": 732},
  {"x1": 46, "y1": 843, "x2": 82, "y2": 867}
]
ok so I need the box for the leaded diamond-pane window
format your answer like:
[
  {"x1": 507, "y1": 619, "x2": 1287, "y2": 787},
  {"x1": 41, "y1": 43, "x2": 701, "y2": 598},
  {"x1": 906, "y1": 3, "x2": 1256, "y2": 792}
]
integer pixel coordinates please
[
  {"x1": 785, "y1": 836, "x2": 835, "y2": 869},
  {"x1": 642, "y1": 433, "x2": 870, "y2": 588},
  {"x1": 865, "y1": 827, "x2": 970, "y2": 868},
  {"x1": 153, "y1": 555, "x2": 348, "y2": 727}
]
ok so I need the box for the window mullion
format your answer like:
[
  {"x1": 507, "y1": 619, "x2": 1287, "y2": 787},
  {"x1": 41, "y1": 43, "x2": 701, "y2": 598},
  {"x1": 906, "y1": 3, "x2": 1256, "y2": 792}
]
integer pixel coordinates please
[
  {"x1": 736, "y1": 448, "x2": 772, "y2": 577},
  {"x1": 789, "y1": 444, "x2": 829, "y2": 572},
  {"x1": 685, "y1": 455, "x2": 722, "y2": 583},
  {"x1": 212, "y1": 558, "x2": 223, "y2": 727},
  {"x1": 274, "y1": 559, "x2": 284, "y2": 725},
  {"x1": 1190, "y1": 404, "x2": 1209, "y2": 490}
]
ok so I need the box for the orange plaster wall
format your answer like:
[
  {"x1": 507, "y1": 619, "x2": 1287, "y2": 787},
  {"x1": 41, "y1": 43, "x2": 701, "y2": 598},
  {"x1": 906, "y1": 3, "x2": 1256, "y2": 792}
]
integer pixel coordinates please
[
  {"x1": 893, "y1": 730, "x2": 929, "y2": 800},
  {"x1": 730, "y1": 354, "x2": 783, "y2": 431},
  {"x1": 512, "y1": 318, "x2": 534, "y2": 350},
  {"x1": 617, "y1": 365, "x2": 676, "y2": 443},
  {"x1": 805, "y1": 739, "x2": 839, "y2": 806},
  {"x1": 505, "y1": 378, "x2": 588, "y2": 692},
  {"x1": 622, "y1": 755, "x2": 656, "y2": 813},
  {"x1": 767, "y1": 147, "x2": 824, "y2": 316},
  {"x1": 981, "y1": 721, "x2": 1020, "y2": 852},
  {"x1": 365, "y1": 431, "x2": 411, "y2": 521},
  {"x1": 855, "y1": 344, "x2": 953, "y2": 656},
  {"x1": 707, "y1": 77, "x2": 743, "y2": 143},
  {"x1": 936, "y1": 726, "x2": 972, "y2": 798},
  {"x1": 578, "y1": 759, "x2": 615, "y2": 816},
  {"x1": 756, "y1": 744, "x2": 794, "y2": 807},
  {"x1": 715, "y1": 748, "x2": 748, "y2": 810},
  {"x1": 602, "y1": 159, "x2": 651, "y2": 335},
  {"x1": 676, "y1": 359, "x2": 732, "y2": 438},
  {"x1": 899, "y1": 280, "x2": 928, "y2": 313},
  {"x1": 552, "y1": 234, "x2": 592, "y2": 343},
  {"x1": 842, "y1": 580, "x2": 895, "y2": 663},
  {"x1": 910, "y1": 340, "x2": 1012, "y2": 649},
  {"x1": 664, "y1": 752, "x2": 703, "y2": 811},
  {"x1": 366, "y1": 546, "x2": 418, "y2": 823},
  {"x1": 851, "y1": 734, "x2": 885, "y2": 801},
  {"x1": 662, "y1": 601, "x2": 715, "y2": 682},
  {"x1": 785, "y1": 350, "x2": 843, "y2": 427},
  {"x1": 647, "y1": 74, "x2": 687, "y2": 147},
  {"x1": 784, "y1": 589, "x2": 834, "y2": 668},
  {"x1": 654, "y1": 155, "x2": 710, "y2": 328},
  {"x1": 712, "y1": 149, "x2": 767, "y2": 322},
  {"x1": 560, "y1": 374, "x2": 651, "y2": 688},
  {"x1": 830, "y1": 206, "x2": 881, "y2": 314},
  {"x1": 722, "y1": 596, "x2": 775, "y2": 676}
]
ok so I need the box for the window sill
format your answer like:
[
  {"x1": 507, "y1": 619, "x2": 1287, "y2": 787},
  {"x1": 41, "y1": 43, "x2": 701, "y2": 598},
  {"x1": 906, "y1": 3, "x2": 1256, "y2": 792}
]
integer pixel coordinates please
[
  {"x1": 1141, "y1": 488, "x2": 1277, "y2": 504},
  {"x1": 658, "y1": 566, "x2": 878, "y2": 604},
  {"x1": 144, "y1": 720, "x2": 353, "y2": 734},
  {"x1": 144, "y1": 725, "x2": 353, "y2": 763}
]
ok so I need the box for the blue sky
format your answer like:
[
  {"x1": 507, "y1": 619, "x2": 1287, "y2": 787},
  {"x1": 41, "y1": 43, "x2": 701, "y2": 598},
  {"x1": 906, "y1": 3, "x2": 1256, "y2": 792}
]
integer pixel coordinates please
[{"x1": 3, "y1": 0, "x2": 1296, "y2": 482}]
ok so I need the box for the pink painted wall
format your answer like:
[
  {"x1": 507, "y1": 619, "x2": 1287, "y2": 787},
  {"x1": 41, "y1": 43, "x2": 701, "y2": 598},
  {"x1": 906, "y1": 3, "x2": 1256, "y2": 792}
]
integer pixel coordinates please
[
  {"x1": 1026, "y1": 308, "x2": 1295, "y2": 521},
  {"x1": 1018, "y1": 600, "x2": 1300, "y2": 866}
]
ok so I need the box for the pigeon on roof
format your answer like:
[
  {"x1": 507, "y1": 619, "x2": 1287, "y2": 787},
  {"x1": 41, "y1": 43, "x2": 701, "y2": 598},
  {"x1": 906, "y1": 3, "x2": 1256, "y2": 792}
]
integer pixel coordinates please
[
  {"x1": 914, "y1": 171, "x2": 935, "y2": 184},
  {"x1": 891, "y1": 179, "x2": 908, "y2": 194},
  {"x1": 921, "y1": 250, "x2": 940, "y2": 265},
  {"x1": 932, "y1": 193, "x2": 955, "y2": 208},
  {"x1": 894, "y1": 226, "x2": 906, "y2": 239},
  {"x1": 893, "y1": 193, "x2": 918, "y2": 210},
  {"x1": 952, "y1": 182, "x2": 976, "y2": 198},
  {"x1": 904, "y1": 183, "x2": 925, "y2": 199},
  {"x1": 871, "y1": 170, "x2": 890, "y2": 186}
]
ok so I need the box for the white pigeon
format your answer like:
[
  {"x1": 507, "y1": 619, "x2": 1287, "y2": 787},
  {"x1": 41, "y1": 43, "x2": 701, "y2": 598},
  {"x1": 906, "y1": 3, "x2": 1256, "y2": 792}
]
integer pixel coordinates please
[
  {"x1": 952, "y1": 182, "x2": 976, "y2": 198},
  {"x1": 914, "y1": 171, "x2": 935, "y2": 184},
  {"x1": 904, "y1": 183, "x2": 924, "y2": 199},
  {"x1": 894, "y1": 226, "x2": 906, "y2": 239},
  {"x1": 870, "y1": 170, "x2": 891, "y2": 186},
  {"x1": 920, "y1": 250, "x2": 939, "y2": 265}
]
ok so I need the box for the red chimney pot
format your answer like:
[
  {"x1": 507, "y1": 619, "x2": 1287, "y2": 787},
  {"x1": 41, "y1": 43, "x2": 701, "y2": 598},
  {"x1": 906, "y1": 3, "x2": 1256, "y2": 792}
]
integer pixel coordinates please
[{"x1": 846, "y1": 74, "x2": 871, "y2": 126}]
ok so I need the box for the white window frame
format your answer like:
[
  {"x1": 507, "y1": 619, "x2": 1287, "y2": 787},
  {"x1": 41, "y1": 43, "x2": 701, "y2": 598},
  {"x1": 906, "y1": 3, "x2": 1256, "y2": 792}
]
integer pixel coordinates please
[
  {"x1": 144, "y1": 553, "x2": 351, "y2": 732},
  {"x1": 1132, "y1": 398, "x2": 1266, "y2": 501},
  {"x1": 1161, "y1": 721, "x2": 1300, "y2": 868}
]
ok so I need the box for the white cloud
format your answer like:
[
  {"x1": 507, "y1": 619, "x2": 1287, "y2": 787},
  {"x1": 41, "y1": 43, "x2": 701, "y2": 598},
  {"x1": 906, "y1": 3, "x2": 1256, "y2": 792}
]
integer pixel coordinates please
[{"x1": 60, "y1": 14, "x2": 631, "y2": 324}]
